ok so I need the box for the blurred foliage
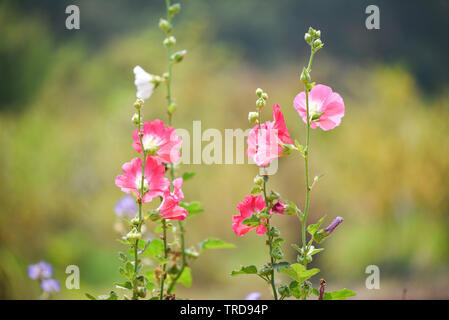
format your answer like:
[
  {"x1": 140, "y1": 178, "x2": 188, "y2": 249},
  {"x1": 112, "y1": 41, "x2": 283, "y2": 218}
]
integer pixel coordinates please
[{"x1": 0, "y1": 2, "x2": 449, "y2": 299}]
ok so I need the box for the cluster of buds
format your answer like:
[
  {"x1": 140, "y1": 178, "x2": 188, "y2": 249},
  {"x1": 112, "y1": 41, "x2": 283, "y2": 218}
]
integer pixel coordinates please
[
  {"x1": 304, "y1": 27, "x2": 323, "y2": 52},
  {"x1": 248, "y1": 88, "x2": 268, "y2": 124}
]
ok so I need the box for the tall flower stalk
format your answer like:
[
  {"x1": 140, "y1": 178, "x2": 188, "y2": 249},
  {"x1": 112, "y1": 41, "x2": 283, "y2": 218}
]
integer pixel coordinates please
[{"x1": 232, "y1": 27, "x2": 354, "y2": 300}]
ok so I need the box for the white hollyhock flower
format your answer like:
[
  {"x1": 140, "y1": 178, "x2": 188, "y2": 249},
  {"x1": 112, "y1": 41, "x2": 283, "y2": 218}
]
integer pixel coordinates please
[{"x1": 133, "y1": 66, "x2": 154, "y2": 100}]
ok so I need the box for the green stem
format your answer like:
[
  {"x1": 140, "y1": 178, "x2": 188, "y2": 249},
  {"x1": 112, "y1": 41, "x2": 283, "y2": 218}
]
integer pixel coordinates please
[
  {"x1": 160, "y1": 218, "x2": 168, "y2": 300},
  {"x1": 301, "y1": 48, "x2": 315, "y2": 269},
  {"x1": 167, "y1": 220, "x2": 186, "y2": 294},
  {"x1": 263, "y1": 178, "x2": 278, "y2": 300}
]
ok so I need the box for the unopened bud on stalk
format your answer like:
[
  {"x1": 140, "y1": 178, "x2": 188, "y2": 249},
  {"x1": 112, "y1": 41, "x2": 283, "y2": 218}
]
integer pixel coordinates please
[
  {"x1": 256, "y1": 88, "x2": 263, "y2": 97},
  {"x1": 304, "y1": 33, "x2": 312, "y2": 44},
  {"x1": 256, "y1": 98, "x2": 265, "y2": 108},
  {"x1": 134, "y1": 99, "x2": 144, "y2": 110},
  {"x1": 171, "y1": 50, "x2": 187, "y2": 63},
  {"x1": 253, "y1": 175, "x2": 264, "y2": 186},
  {"x1": 168, "y1": 103, "x2": 177, "y2": 114},
  {"x1": 248, "y1": 111, "x2": 259, "y2": 123},
  {"x1": 168, "y1": 3, "x2": 181, "y2": 16},
  {"x1": 132, "y1": 113, "x2": 139, "y2": 125},
  {"x1": 163, "y1": 36, "x2": 176, "y2": 47},
  {"x1": 261, "y1": 93, "x2": 268, "y2": 101},
  {"x1": 300, "y1": 67, "x2": 311, "y2": 83},
  {"x1": 131, "y1": 216, "x2": 140, "y2": 226},
  {"x1": 314, "y1": 39, "x2": 323, "y2": 50},
  {"x1": 159, "y1": 19, "x2": 172, "y2": 32},
  {"x1": 126, "y1": 229, "x2": 142, "y2": 241}
]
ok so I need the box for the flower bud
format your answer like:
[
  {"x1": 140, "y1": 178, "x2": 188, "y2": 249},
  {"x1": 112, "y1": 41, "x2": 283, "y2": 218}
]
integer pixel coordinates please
[
  {"x1": 171, "y1": 50, "x2": 187, "y2": 63},
  {"x1": 134, "y1": 99, "x2": 144, "y2": 110},
  {"x1": 137, "y1": 286, "x2": 146, "y2": 298},
  {"x1": 130, "y1": 216, "x2": 140, "y2": 226},
  {"x1": 256, "y1": 88, "x2": 263, "y2": 97},
  {"x1": 163, "y1": 36, "x2": 176, "y2": 47},
  {"x1": 256, "y1": 98, "x2": 265, "y2": 108},
  {"x1": 261, "y1": 93, "x2": 268, "y2": 101},
  {"x1": 126, "y1": 229, "x2": 142, "y2": 241},
  {"x1": 149, "y1": 210, "x2": 161, "y2": 221},
  {"x1": 278, "y1": 285, "x2": 291, "y2": 297},
  {"x1": 168, "y1": 103, "x2": 177, "y2": 114},
  {"x1": 267, "y1": 190, "x2": 280, "y2": 201},
  {"x1": 168, "y1": 3, "x2": 181, "y2": 16},
  {"x1": 315, "y1": 30, "x2": 321, "y2": 38},
  {"x1": 248, "y1": 111, "x2": 259, "y2": 123},
  {"x1": 304, "y1": 33, "x2": 312, "y2": 44},
  {"x1": 314, "y1": 39, "x2": 322, "y2": 48},
  {"x1": 159, "y1": 19, "x2": 172, "y2": 32},
  {"x1": 253, "y1": 175, "x2": 264, "y2": 186},
  {"x1": 325, "y1": 216, "x2": 344, "y2": 235},
  {"x1": 132, "y1": 113, "x2": 139, "y2": 125},
  {"x1": 300, "y1": 67, "x2": 311, "y2": 84}
]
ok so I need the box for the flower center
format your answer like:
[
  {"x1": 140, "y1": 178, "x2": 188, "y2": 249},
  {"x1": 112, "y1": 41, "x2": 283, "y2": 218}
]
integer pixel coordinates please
[
  {"x1": 135, "y1": 176, "x2": 149, "y2": 194},
  {"x1": 309, "y1": 102, "x2": 323, "y2": 121},
  {"x1": 142, "y1": 136, "x2": 160, "y2": 155}
]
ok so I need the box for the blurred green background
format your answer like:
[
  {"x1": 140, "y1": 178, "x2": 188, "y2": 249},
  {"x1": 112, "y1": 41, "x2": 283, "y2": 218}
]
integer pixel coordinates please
[{"x1": 1, "y1": 0, "x2": 448, "y2": 299}]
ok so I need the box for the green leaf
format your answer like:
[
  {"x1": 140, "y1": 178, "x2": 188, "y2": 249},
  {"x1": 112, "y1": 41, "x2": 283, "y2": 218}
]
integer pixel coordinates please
[
  {"x1": 307, "y1": 216, "x2": 326, "y2": 236},
  {"x1": 280, "y1": 263, "x2": 320, "y2": 284},
  {"x1": 231, "y1": 265, "x2": 258, "y2": 276},
  {"x1": 324, "y1": 289, "x2": 356, "y2": 300},
  {"x1": 115, "y1": 281, "x2": 133, "y2": 290},
  {"x1": 177, "y1": 267, "x2": 192, "y2": 287},
  {"x1": 85, "y1": 293, "x2": 97, "y2": 300},
  {"x1": 141, "y1": 238, "x2": 164, "y2": 258},
  {"x1": 180, "y1": 201, "x2": 204, "y2": 217},
  {"x1": 199, "y1": 238, "x2": 235, "y2": 250},
  {"x1": 250, "y1": 186, "x2": 262, "y2": 195},
  {"x1": 182, "y1": 172, "x2": 196, "y2": 181},
  {"x1": 289, "y1": 281, "x2": 301, "y2": 299},
  {"x1": 309, "y1": 246, "x2": 324, "y2": 256},
  {"x1": 118, "y1": 252, "x2": 128, "y2": 263}
]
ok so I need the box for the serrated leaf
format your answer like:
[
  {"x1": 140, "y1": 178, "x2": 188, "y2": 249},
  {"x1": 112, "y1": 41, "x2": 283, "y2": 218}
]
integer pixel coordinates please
[
  {"x1": 182, "y1": 172, "x2": 196, "y2": 181},
  {"x1": 231, "y1": 265, "x2": 258, "y2": 276},
  {"x1": 280, "y1": 263, "x2": 320, "y2": 284},
  {"x1": 177, "y1": 267, "x2": 192, "y2": 287},
  {"x1": 307, "y1": 216, "x2": 326, "y2": 236},
  {"x1": 199, "y1": 238, "x2": 235, "y2": 250}
]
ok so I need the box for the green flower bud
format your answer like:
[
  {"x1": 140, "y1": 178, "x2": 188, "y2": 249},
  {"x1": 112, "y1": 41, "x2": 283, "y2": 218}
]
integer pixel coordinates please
[
  {"x1": 314, "y1": 39, "x2": 323, "y2": 50},
  {"x1": 300, "y1": 67, "x2": 311, "y2": 84},
  {"x1": 130, "y1": 216, "x2": 140, "y2": 226},
  {"x1": 278, "y1": 285, "x2": 291, "y2": 297},
  {"x1": 149, "y1": 210, "x2": 161, "y2": 221},
  {"x1": 259, "y1": 265, "x2": 271, "y2": 277},
  {"x1": 261, "y1": 92, "x2": 268, "y2": 101},
  {"x1": 267, "y1": 190, "x2": 280, "y2": 201},
  {"x1": 256, "y1": 88, "x2": 263, "y2": 97},
  {"x1": 171, "y1": 50, "x2": 187, "y2": 63},
  {"x1": 137, "y1": 286, "x2": 146, "y2": 298},
  {"x1": 256, "y1": 98, "x2": 265, "y2": 108},
  {"x1": 163, "y1": 36, "x2": 176, "y2": 47},
  {"x1": 126, "y1": 229, "x2": 142, "y2": 241},
  {"x1": 159, "y1": 19, "x2": 172, "y2": 32},
  {"x1": 168, "y1": 103, "x2": 177, "y2": 114},
  {"x1": 168, "y1": 3, "x2": 181, "y2": 16},
  {"x1": 304, "y1": 33, "x2": 312, "y2": 44},
  {"x1": 248, "y1": 111, "x2": 259, "y2": 123},
  {"x1": 315, "y1": 30, "x2": 321, "y2": 38},
  {"x1": 253, "y1": 175, "x2": 264, "y2": 186},
  {"x1": 132, "y1": 113, "x2": 139, "y2": 125},
  {"x1": 134, "y1": 99, "x2": 144, "y2": 110}
]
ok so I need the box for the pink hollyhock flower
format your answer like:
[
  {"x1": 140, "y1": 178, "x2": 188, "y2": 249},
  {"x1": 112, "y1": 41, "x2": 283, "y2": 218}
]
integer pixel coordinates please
[
  {"x1": 271, "y1": 200, "x2": 286, "y2": 215},
  {"x1": 157, "y1": 178, "x2": 188, "y2": 220},
  {"x1": 247, "y1": 104, "x2": 294, "y2": 167},
  {"x1": 132, "y1": 120, "x2": 182, "y2": 164},
  {"x1": 232, "y1": 195, "x2": 267, "y2": 236},
  {"x1": 293, "y1": 84, "x2": 345, "y2": 131},
  {"x1": 115, "y1": 156, "x2": 169, "y2": 203}
]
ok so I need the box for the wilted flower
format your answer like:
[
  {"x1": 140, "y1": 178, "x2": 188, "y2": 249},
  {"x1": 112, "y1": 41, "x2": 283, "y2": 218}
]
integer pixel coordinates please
[
  {"x1": 325, "y1": 216, "x2": 344, "y2": 235},
  {"x1": 27, "y1": 261, "x2": 53, "y2": 280},
  {"x1": 114, "y1": 196, "x2": 138, "y2": 218},
  {"x1": 293, "y1": 84, "x2": 345, "y2": 131},
  {"x1": 270, "y1": 200, "x2": 286, "y2": 215}
]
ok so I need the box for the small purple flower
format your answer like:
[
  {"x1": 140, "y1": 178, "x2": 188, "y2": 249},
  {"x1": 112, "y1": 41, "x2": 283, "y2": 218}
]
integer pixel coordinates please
[
  {"x1": 245, "y1": 292, "x2": 261, "y2": 300},
  {"x1": 325, "y1": 216, "x2": 344, "y2": 235},
  {"x1": 27, "y1": 261, "x2": 53, "y2": 280},
  {"x1": 40, "y1": 279, "x2": 61, "y2": 293},
  {"x1": 271, "y1": 200, "x2": 286, "y2": 215},
  {"x1": 114, "y1": 196, "x2": 138, "y2": 217}
]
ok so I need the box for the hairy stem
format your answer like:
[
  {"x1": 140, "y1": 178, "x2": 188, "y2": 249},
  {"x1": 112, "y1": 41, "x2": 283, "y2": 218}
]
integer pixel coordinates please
[{"x1": 263, "y1": 178, "x2": 278, "y2": 300}]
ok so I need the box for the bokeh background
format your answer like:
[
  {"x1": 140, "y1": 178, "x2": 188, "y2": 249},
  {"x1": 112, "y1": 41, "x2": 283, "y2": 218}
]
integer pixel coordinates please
[{"x1": 1, "y1": 0, "x2": 448, "y2": 299}]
